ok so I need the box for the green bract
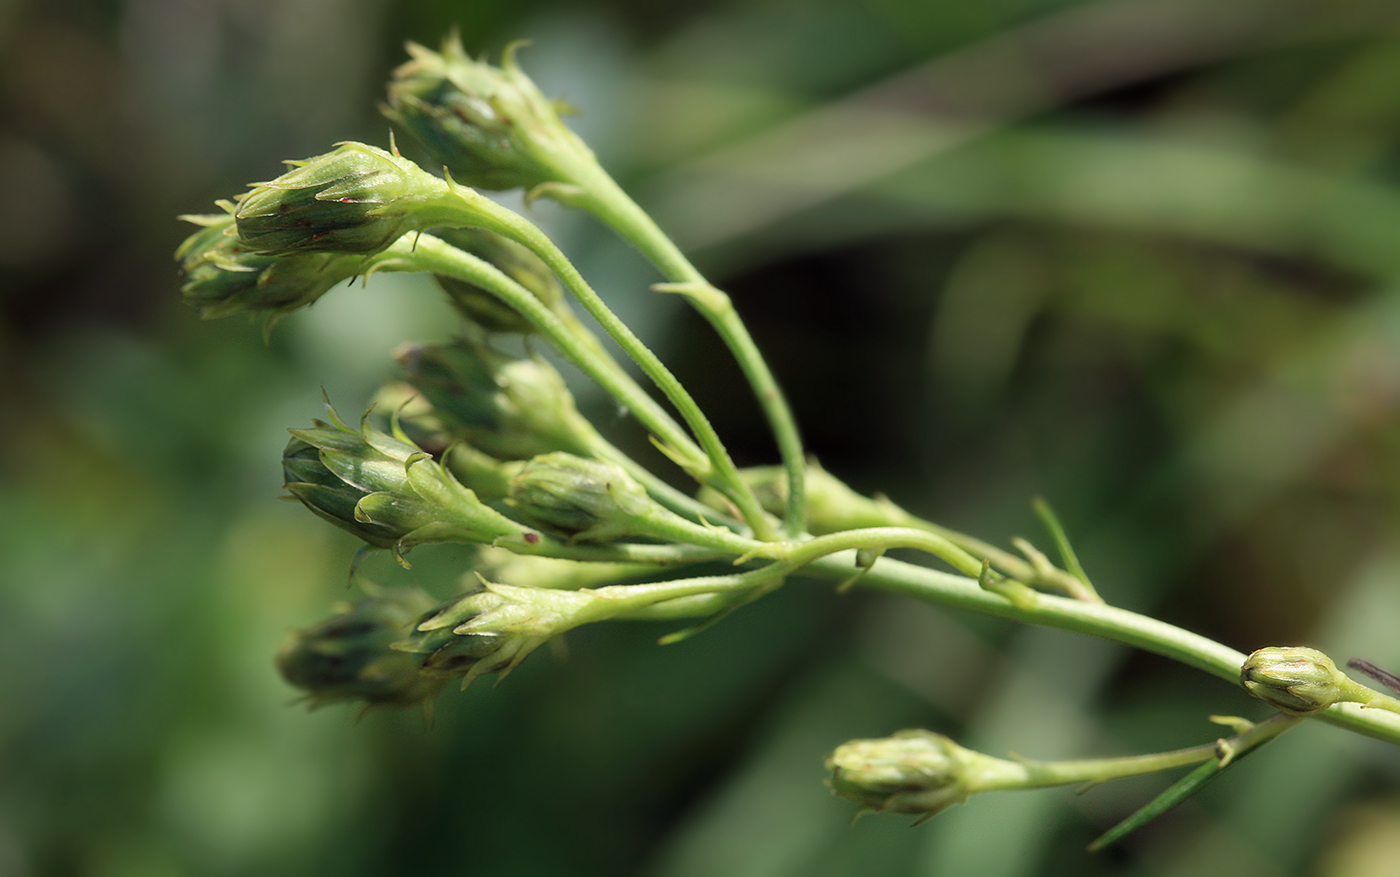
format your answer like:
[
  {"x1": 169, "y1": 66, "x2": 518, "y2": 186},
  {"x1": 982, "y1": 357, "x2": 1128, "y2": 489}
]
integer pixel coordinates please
[
  {"x1": 384, "y1": 35, "x2": 585, "y2": 192},
  {"x1": 234, "y1": 142, "x2": 458, "y2": 255}
]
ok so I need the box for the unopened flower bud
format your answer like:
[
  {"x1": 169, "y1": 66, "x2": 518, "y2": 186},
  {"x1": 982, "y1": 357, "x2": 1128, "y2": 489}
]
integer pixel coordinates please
[
  {"x1": 826, "y1": 730, "x2": 976, "y2": 816},
  {"x1": 175, "y1": 209, "x2": 374, "y2": 321},
  {"x1": 430, "y1": 226, "x2": 565, "y2": 333},
  {"x1": 276, "y1": 590, "x2": 444, "y2": 708},
  {"x1": 397, "y1": 581, "x2": 601, "y2": 686},
  {"x1": 370, "y1": 382, "x2": 524, "y2": 502},
  {"x1": 383, "y1": 35, "x2": 585, "y2": 192},
  {"x1": 395, "y1": 339, "x2": 594, "y2": 460},
  {"x1": 234, "y1": 142, "x2": 459, "y2": 255},
  {"x1": 1241, "y1": 646, "x2": 1349, "y2": 716},
  {"x1": 507, "y1": 453, "x2": 661, "y2": 542},
  {"x1": 282, "y1": 410, "x2": 527, "y2": 555}
]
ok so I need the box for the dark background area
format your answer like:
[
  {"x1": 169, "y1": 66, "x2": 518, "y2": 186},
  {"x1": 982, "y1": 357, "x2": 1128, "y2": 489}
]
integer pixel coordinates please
[{"x1": 3, "y1": 0, "x2": 1400, "y2": 874}]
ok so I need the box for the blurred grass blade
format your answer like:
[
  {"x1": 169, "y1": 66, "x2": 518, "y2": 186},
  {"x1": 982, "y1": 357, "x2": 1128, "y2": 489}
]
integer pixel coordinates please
[
  {"x1": 1088, "y1": 714, "x2": 1298, "y2": 851},
  {"x1": 1087, "y1": 759, "x2": 1218, "y2": 852}
]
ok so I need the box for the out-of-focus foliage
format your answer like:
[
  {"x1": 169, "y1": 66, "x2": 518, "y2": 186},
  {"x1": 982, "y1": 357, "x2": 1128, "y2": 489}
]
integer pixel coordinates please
[{"x1": 3, "y1": 0, "x2": 1400, "y2": 875}]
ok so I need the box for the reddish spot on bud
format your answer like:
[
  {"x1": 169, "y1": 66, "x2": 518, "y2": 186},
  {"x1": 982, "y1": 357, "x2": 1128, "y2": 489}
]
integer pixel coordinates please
[
  {"x1": 523, "y1": 532, "x2": 540, "y2": 545},
  {"x1": 338, "y1": 197, "x2": 355, "y2": 203}
]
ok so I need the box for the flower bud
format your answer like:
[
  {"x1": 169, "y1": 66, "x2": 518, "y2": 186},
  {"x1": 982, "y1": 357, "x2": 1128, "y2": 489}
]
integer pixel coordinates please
[
  {"x1": 825, "y1": 730, "x2": 976, "y2": 816},
  {"x1": 383, "y1": 35, "x2": 584, "y2": 192},
  {"x1": 370, "y1": 381, "x2": 524, "y2": 502},
  {"x1": 395, "y1": 339, "x2": 594, "y2": 460},
  {"x1": 1241, "y1": 646, "x2": 1349, "y2": 716},
  {"x1": 397, "y1": 581, "x2": 601, "y2": 686},
  {"x1": 234, "y1": 142, "x2": 458, "y2": 255},
  {"x1": 282, "y1": 409, "x2": 527, "y2": 556},
  {"x1": 506, "y1": 453, "x2": 662, "y2": 543},
  {"x1": 429, "y1": 226, "x2": 566, "y2": 333},
  {"x1": 276, "y1": 589, "x2": 444, "y2": 708},
  {"x1": 175, "y1": 209, "x2": 369, "y2": 321}
]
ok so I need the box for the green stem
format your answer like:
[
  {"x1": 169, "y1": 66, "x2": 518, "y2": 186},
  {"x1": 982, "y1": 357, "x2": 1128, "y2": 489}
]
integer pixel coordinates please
[
  {"x1": 979, "y1": 741, "x2": 1217, "y2": 793},
  {"x1": 398, "y1": 234, "x2": 703, "y2": 469},
  {"x1": 799, "y1": 549, "x2": 1400, "y2": 745},
  {"x1": 493, "y1": 531, "x2": 729, "y2": 567},
  {"x1": 866, "y1": 497, "x2": 1094, "y2": 599},
  {"x1": 564, "y1": 166, "x2": 809, "y2": 538},
  {"x1": 435, "y1": 192, "x2": 777, "y2": 540},
  {"x1": 773, "y1": 525, "x2": 1003, "y2": 580},
  {"x1": 982, "y1": 715, "x2": 1294, "y2": 793},
  {"x1": 633, "y1": 509, "x2": 768, "y2": 558},
  {"x1": 589, "y1": 564, "x2": 784, "y2": 613},
  {"x1": 584, "y1": 433, "x2": 745, "y2": 531},
  {"x1": 395, "y1": 236, "x2": 744, "y2": 532},
  {"x1": 1087, "y1": 714, "x2": 1300, "y2": 851}
]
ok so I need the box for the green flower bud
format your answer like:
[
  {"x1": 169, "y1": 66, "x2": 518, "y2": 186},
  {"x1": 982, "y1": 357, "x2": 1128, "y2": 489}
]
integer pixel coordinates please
[
  {"x1": 370, "y1": 381, "x2": 525, "y2": 502},
  {"x1": 396, "y1": 338, "x2": 595, "y2": 460},
  {"x1": 383, "y1": 35, "x2": 586, "y2": 192},
  {"x1": 506, "y1": 452, "x2": 660, "y2": 543},
  {"x1": 175, "y1": 208, "x2": 373, "y2": 321},
  {"x1": 234, "y1": 142, "x2": 459, "y2": 255},
  {"x1": 397, "y1": 581, "x2": 602, "y2": 686},
  {"x1": 429, "y1": 226, "x2": 566, "y2": 333},
  {"x1": 276, "y1": 589, "x2": 444, "y2": 709},
  {"x1": 1241, "y1": 646, "x2": 1351, "y2": 716},
  {"x1": 826, "y1": 730, "x2": 976, "y2": 816},
  {"x1": 282, "y1": 408, "x2": 528, "y2": 556}
]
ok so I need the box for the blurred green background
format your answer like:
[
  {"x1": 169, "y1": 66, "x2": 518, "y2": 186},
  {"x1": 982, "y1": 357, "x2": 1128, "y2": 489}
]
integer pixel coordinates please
[{"x1": 4, "y1": 0, "x2": 1400, "y2": 874}]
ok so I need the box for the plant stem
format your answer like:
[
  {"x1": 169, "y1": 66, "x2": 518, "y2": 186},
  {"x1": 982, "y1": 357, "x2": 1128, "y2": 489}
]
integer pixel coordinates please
[
  {"x1": 982, "y1": 714, "x2": 1296, "y2": 792},
  {"x1": 773, "y1": 525, "x2": 1008, "y2": 581},
  {"x1": 848, "y1": 493, "x2": 1095, "y2": 599},
  {"x1": 1087, "y1": 714, "x2": 1301, "y2": 851},
  {"x1": 398, "y1": 234, "x2": 702, "y2": 465},
  {"x1": 563, "y1": 164, "x2": 810, "y2": 538},
  {"x1": 434, "y1": 194, "x2": 778, "y2": 540},
  {"x1": 589, "y1": 564, "x2": 783, "y2": 612},
  {"x1": 798, "y1": 549, "x2": 1400, "y2": 745}
]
